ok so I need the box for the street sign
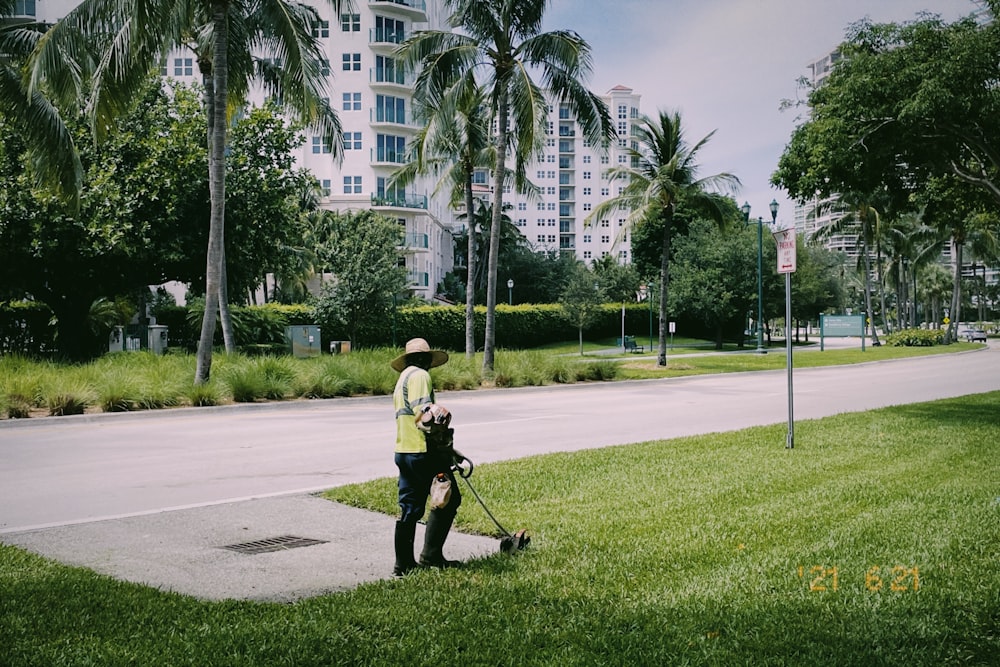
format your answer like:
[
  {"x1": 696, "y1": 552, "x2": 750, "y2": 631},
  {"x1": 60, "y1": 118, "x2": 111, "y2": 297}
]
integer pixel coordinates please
[{"x1": 772, "y1": 227, "x2": 797, "y2": 274}]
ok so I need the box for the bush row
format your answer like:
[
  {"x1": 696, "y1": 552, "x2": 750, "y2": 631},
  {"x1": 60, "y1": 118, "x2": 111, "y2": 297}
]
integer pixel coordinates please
[
  {"x1": 885, "y1": 328, "x2": 946, "y2": 347},
  {"x1": 0, "y1": 349, "x2": 620, "y2": 419}
]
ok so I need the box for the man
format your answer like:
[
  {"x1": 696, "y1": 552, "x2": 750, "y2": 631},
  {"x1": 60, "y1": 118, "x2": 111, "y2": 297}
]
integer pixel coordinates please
[{"x1": 391, "y1": 338, "x2": 463, "y2": 576}]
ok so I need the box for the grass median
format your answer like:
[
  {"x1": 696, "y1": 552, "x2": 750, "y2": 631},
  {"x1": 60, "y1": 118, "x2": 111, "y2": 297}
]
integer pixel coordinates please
[
  {"x1": 0, "y1": 340, "x2": 984, "y2": 419},
  {"x1": 3, "y1": 391, "x2": 998, "y2": 665}
]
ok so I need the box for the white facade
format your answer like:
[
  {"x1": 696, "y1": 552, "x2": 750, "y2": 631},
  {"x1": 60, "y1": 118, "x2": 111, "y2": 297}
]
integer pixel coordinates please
[{"x1": 501, "y1": 85, "x2": 641, "y2": 264}]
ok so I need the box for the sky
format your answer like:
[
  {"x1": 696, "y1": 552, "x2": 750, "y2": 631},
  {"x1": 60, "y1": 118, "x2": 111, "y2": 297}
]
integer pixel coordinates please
[{"x1": 542, "y1": 0, "x2": 980, "y2": 229}]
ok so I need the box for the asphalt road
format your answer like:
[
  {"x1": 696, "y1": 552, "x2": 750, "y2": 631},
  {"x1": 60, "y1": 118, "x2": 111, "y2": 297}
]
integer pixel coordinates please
[{"x1": 2, "y1": 344, "x2": 998, "y2": 534}]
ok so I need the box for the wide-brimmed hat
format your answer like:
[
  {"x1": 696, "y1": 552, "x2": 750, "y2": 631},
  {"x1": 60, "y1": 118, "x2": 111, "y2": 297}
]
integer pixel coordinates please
[{"x1": 390, "y1": 338, "x2": 449, "y2": 372}]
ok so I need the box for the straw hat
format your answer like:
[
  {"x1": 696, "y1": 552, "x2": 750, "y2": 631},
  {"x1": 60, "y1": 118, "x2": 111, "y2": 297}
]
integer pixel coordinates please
[{"x1": 390, "y1": 338, "x2": 449, "y2": 372}]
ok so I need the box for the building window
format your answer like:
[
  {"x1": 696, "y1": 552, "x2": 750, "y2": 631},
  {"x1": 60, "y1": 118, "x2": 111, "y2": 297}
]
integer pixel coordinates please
[
  {"x1": 342, "y1": 92, "x2": 361, "y2": 110},
  {"x1": 516, "y1": 218, "x2": 526, "y2": 227},
  {"x1": 618, "y1": 219, "x2": 625, "y2": 227},
  {"x1": 375, "y1": 16, "x2": 405, "y2": 43},
  {"x1": 313, "y1": 19, "x2": 330, "y2": 38},
  {"x1": 601, "y1": 187, "x2": 609, "y2": 196},
  {"x1": 317, "y1": 58, "x2": 330, "y2": 76},
  {"x1": 173, "y1": 57, "x2": 193, "y2": 76},
  {"x1": 537, "y1": 235, "x2": 545, "y2": 243},
  {"x1": 321, "y1": 179, "x2": 331, "y2": 196},
  {"x1": 376, "y1": 134, "x2": 406, "y2": 162},
  {"x1": 343, "y1": 176, "x2": 362, "y2": 194},
  {"x1": 341, "y1": 13, "x2": 360, "y2": 31},
  {"x1": 342, "y1": 53, "x2": 361, "y2": 71},
  {"x1": 583, "y1": 250, "x2": 592, "y2": 259},
  {"x1": 546, "y1": 138, "x2": 555, "y2": 147},
  {"x1": 537, "y1": 202, "x2": 546, "y2": 211},
  {"x1": 343, "y1": 131, "x2": 362, "y2": 150},
  {"x1": 517, "y1": 202, "x2": 527, "y2": 211},
  {"x1": 583, "y1": 187, "x2": 591, "y2": 196},
  {"x1": 583, "y1": 234, "x2": 592, "y2": 243},
  {"x1": 583, "y1": 155, "x2": 591, "y2": 164},
  {"x1": 546, "y1": 186, "x2": 556, "y2": 195},
  {"x1": 583, "y1": 203, "x2": 592, "y2": 212},
  {"x1": 375, "y1": 56, "x2": 405, "y2": 85},
  {"x1": 547, "y1": 202, "x2": 556, "y2": 211},
  {"x1": 601, "y1": 235, "x2": 610, "y2": 243},
  {"x1": 583, "y1": 171, "x2": 591, "y2": 180},
  {"x1": 618, "y1": 121, "x2": 628, "y2": 135},
  {"x1": 547, "y1": 234, "x2": 556, "y2": 243},
  {"x1": 547, "y1": 170, "x2": 556, "y2": 179},
  {"x1": 312, "y1": 136, "x2": 331, "y2": 154},
  {"x1": 546, "y1": 154, "x2": 556, "y2": 163},
  {"x1": 537, "y1": 170, "x2": 545, "y2": 179},
  {"x1": 618, "y1": 104, "x2": 628, "y2": 119},
  {"x1": 600, "y1": 219, "x2": 610, "y2": 228},
  {"x1": 600, "y1": 155, "x2": 609, "y2": 164},
  {"x1": 375, "y1": 95, "x2": 406, "y2": 123},
  {"x1": 617, "y1": 154, "x2": 627, "y2": 163}
]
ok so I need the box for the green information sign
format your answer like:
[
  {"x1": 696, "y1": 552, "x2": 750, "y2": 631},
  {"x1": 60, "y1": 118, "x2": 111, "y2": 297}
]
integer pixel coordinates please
[{"x1": 820, "y1": 314, "x2": 866, "y2": 351}]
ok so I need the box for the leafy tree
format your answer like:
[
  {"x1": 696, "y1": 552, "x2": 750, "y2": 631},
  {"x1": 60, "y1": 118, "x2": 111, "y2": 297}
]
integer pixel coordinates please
[
  {"x1": 0, "y1": 80, "x2": 208, "y2": 359},
  {"x1": 313, "y1": 210, "x2": 408, "y2": 346},
  {"x1": 668, "y1": 219, "x2": 758, "y2": 349},
  {"x1": 398, "y1": 0, "x2": 614, "y2": 375},
  {"x1": 559, "y1": 262, "x2": 603, "y2": 355},
  {"x1": 590, "y1": 110, "x2": 740, "y2": 365},
  {"x1": 30, "y1": 0, "x2": 344, "y2": 382}
]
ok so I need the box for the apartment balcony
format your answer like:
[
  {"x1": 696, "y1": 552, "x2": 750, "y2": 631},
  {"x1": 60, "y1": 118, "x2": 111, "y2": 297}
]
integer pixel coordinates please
[
  {"x1": 558, "y1": 156, "x2": 573, "y2": 169},
  {"x1": 407, "y1": 270, "x2": 430, "y2": 287},
  {"x1": 370, "y1": 147, "x2": 407, "y2": 166},
  {"x1": 558, "y1": 126, "x2": 575, "y2": 137},
  {"x1": 372, "y1": 192, "x2": 428, "y2": 210},
  {"x1": 559, "y1": 234, "x2": 575, "y2": 250},
  {"x1": 559, "y1": 221, "x2": 574, "y2": 233},
  {"x1": 369, "y1": 108, "x2": 417, "y2": 130},
  {"x1": 369, "y1": 28, "x2": 407, "y2": 54},
  {"x1": 370, "y1": 67, "x2": 413, "y2": 90},
  {"x1": 401, "y1": 232, "x2": 429, "y2": 251},
  {"x1": 558, "y1": 140, "x2": 574, "y2": 153},
  {"x1": 369, "y1": 0, "x2": 427, "y2": 21}
]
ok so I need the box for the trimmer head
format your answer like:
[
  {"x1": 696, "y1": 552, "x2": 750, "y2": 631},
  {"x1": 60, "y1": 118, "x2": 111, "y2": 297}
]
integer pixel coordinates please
[{"x1": 499, "y1": 528, "x2": 530, "y2": 554}]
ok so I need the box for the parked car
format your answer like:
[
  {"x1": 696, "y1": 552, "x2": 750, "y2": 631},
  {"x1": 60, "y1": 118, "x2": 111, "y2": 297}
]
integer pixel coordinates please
[{"x1": 963, "y1": 328, "x2": 988, "y2": 342}]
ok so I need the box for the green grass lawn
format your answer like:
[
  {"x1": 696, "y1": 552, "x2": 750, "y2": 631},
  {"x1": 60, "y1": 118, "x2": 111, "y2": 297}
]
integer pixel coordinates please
[{"x1": 2, "y1": 392, "x2": 998, "y2": 665}]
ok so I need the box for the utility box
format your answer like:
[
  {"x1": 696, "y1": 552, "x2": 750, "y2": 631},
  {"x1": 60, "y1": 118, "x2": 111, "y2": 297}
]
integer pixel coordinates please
[
  {"x1": 329, "y1": 340, "x2": 352, "y2": 355},
  {"x1": 148, "y1": 325, "x2": 169, "y2": 355},
  {"x1": 286, "y1": 325, "x2": 321, "y2": 358}
]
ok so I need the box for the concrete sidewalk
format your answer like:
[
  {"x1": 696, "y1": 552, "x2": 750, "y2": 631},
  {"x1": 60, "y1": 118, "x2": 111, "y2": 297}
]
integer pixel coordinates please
[{"x1": 2, "y1": 494, "x2": 500, "y2": 602}]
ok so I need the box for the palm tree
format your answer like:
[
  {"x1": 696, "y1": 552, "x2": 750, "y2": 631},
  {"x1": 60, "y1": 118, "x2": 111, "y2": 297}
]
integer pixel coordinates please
[
  {"x1": 398, "y1": 0, "x2": 613, "y2": 375},
  {"x1": 0, "y1": 0, "x2": 81, "y2": 204},
  {"x1": 28, "y1": 0, "x2": 343, "y2": 383},
  {"x1": 392, "y1": 81, "x2": 493, "y2": 357},
  {"x1": 590, "y1": 110, "x2": 740, "y2": 366}
]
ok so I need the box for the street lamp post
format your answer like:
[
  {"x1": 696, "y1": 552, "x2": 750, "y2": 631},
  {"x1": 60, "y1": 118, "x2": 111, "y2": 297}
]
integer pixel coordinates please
[
  {"x1": 741, "y1": 200, "x2": 779, "y2": 354},
  {"x1": 507, "y1": 278, "x2": 514, "y2": 306}
]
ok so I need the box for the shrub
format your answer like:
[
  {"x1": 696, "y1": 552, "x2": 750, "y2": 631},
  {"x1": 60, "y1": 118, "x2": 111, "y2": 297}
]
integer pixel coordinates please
[
  {"x1": 46, "y1": 385, "x2": 92, "y2": 416},
  {"x1": 885, "y1": 328, "x2": 944, "y2": 347}
]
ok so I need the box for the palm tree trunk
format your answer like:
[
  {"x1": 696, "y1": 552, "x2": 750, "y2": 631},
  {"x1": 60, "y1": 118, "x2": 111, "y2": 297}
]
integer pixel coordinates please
[
  {"x1": 657, "y1": 213, "x2": 672, "y2": 367},
  {"x1": 482, "y1": 93, "x2": 509, "y2": 376},
  {"x1": 946, "y1": 241, "x2": 963, "y2": 344},
  {"x1": 877, "y1": 239, "x2": 889, "y2": 335},
  {"x1": 861, "y1": 223, "x2": 881, "y2": 346},
  {"x1": 195, "y1": 1, "x2": 230, "y2": 384},
  {"x1": 464, "y1": 168, "x2": 476, "y2": 358}
]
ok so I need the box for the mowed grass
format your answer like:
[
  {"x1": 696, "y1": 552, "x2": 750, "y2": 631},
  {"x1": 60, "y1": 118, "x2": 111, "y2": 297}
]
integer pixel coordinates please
[{"x1": 2, "y1": 393, "x2": 998, "y2": 666}]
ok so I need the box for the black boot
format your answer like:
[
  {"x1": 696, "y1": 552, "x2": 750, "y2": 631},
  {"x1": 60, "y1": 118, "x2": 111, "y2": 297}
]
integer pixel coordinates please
[
  {"x1": 393, "y1": 520, "x2": 419, "y2": 577},
  {"x1": 419, "y1": 510, "x2": 460, "y2": 568}
]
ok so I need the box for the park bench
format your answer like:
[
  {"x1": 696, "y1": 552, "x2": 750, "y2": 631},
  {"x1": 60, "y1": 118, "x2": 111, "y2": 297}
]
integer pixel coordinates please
[{"x1": 623, "y1": 337, "x2": 644, "y2": 353}]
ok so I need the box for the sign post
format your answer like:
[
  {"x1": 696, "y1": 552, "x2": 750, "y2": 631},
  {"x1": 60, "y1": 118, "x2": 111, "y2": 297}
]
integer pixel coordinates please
[{"x1": 773, "y1": 227, "x2": 796, "y2": 450}]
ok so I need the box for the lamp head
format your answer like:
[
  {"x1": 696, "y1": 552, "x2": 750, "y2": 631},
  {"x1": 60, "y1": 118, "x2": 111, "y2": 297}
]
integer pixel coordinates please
[
  {"x1": 740, "y1": 202, "x2": 751, "y2": 221},
  {"x1": 769, "y1": 199, "x2": 779, "y2": 220}
]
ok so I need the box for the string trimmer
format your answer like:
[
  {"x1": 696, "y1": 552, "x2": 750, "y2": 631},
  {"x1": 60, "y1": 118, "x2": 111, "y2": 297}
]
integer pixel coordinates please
[{"x1": 452, "y1": 455, "x2": 530, "y2": 554}]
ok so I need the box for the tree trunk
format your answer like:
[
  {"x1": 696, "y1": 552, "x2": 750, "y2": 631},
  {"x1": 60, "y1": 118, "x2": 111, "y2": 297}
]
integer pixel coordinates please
[
  {"x1": 861, "y1": 223, "x2": 881, "y2": 346},
  {"x1": 195, "y1": 2, "x2": 230, "y2": 384},
  {"x1": 482, "y1": 93, "x2": 509, "y2": 375},
  {"x1": 657, "y1": 211, "x2": 672, "y2": 367},
  {"x1": 464, "y1": 168, "x2": 476, "y2": 358},
  {"x1": 946, "y1": 241, "x2": 963, "y2": 344},
  {"x1": 876, "y1": 239, "x2": 890, "y2": 335}
]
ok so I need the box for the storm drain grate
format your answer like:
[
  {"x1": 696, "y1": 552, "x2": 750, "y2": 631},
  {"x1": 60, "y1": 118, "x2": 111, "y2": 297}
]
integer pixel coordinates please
[{"x1": 221, "y1": 535, "x2": 328, "y2": 555}]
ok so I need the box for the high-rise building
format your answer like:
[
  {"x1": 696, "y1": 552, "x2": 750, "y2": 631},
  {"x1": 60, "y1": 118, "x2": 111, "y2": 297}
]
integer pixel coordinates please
[{"x1": 30, "y1": 1, "x2": 639, "y2": 303}]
